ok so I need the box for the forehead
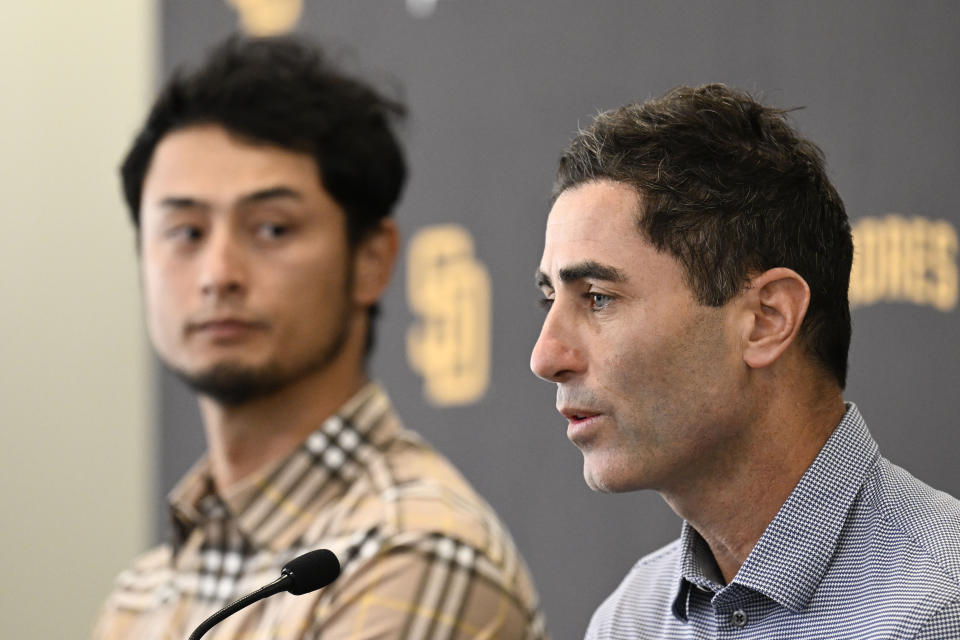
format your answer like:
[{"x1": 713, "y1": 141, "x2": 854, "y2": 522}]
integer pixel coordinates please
[
  {"x1": 540, "y1": 180, "x2": 688, "y2": 290},
  {"x1": 546, "y1": 179, "x2": 639, "y2": 237},
  {"x1": 142, "y1": 124, "x2": 321, "y2": 204}
]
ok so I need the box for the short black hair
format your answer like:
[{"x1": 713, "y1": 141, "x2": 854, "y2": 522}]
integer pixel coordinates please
[
  {"x1": 555, "y1": 84, "x2": 853, "y2": 388},
  {"x1": 121, "y1": 34, "x2": 407, "y2": 353}
]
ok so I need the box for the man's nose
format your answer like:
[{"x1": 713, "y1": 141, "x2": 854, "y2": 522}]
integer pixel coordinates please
[
  {"x1": 530, "y1": 304, "x2": 585, "y2": 383},
  {"x1": 198, "y1": 228, "x2": 247, "y2": 298}
]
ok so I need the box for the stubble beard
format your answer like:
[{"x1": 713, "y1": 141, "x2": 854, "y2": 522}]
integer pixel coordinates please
[{"x1": 166, "y1": 308, "x2": 354, "y2": 407}]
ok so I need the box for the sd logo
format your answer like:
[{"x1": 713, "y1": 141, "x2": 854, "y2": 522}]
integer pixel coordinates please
[{"x1": 406, "y1": 225, "x2": 491, "y2": 406}]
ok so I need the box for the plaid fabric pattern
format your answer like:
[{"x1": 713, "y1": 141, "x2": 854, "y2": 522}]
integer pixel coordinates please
[
  {"x1": 586, "y1": 404, "x2": 960, "y2": 639},
  {"x1": 93, "y1": 383, "x2": 548, "y2": 639}
]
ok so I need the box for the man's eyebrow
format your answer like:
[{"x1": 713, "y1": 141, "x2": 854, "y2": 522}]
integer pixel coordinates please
[
  {"x1": 158, "y1": 196, "x2": 207, "y2": 210},
  {"x1": 535, "y1": 269, "x2": 552, "y2": 289},
  {"x1": 535, "y1": 261, "x2": 627, "y2": 290},
  {"x1": 558, "y1": 260, "x2": 627, "y2": 284},
  {"x1": 156, "y1": 187, "x2": 303, "y2": 212},
  {"x1": 238, "y1": 186, "x2": 303, "y2": 205}
]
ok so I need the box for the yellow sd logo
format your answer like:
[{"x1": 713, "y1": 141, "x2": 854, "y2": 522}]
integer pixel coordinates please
[
  {"x1": 406, "y1": 225, "x2": 491, "y2": 406},
  {"x1": 226, "y1": 0, "x2": 303, "y2": 36}
]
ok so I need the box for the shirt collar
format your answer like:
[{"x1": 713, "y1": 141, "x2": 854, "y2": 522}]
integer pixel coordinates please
[
  {"x1": 168, "y1": 382, "x2": 397, "y2": 552},
  {"x1": 671, "y1": 403, "x2": 879, "y2": 618},
  {"x1": 671, "y1": 522, "x2": 725, "y2": 621}
]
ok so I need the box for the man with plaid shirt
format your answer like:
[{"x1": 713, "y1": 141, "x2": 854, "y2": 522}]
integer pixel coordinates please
[
  {"x1": 530, "y1": 84, "x2": 960, "y2": 638},
  {"x1": 94, "y1": 35, "x2": 546, "y2": 639}
]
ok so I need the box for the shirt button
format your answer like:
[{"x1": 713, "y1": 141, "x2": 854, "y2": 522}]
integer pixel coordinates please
[{"x1": 730, "y1": 609, "x2": 748, "y2": 627}]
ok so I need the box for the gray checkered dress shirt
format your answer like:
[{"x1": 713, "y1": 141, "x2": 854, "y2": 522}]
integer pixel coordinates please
[{"x1": 586, "y1": 404, "x2": 960, "y2": 639}]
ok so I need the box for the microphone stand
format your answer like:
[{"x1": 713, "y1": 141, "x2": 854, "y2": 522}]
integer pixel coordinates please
[
  {"x1": 187, "y1": 574, "x2": 292, "y2": 640},
  {"x1": 184, "y1": 548, "x2": 338, "y2": 639}
]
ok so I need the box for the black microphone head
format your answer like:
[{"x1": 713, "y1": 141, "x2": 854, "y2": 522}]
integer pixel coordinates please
[{"x1": 281, "y1": 549, "x2": 341, "y2": 595}]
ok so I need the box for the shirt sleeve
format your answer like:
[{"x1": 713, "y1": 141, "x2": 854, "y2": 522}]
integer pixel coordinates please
[{"x1": 306, "y1": 533, "x2": 547, "y2": 639}]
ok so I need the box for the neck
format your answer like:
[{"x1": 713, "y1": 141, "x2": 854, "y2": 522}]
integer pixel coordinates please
[
  {"x1": 662, "y1": 369, "x2": 845, "y2": 584},
  {"x1": 198, "y1": 337, "x2": 367, "y2": 493}
]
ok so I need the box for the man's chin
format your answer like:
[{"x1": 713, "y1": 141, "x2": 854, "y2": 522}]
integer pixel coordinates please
[
  {"x1": 583, "y1": 462, "x2": 617, "y2": 494},
  {"x1": 171, "y1": 361, "x2": 288, "y2": 407},
  {"x1": 582, "y1": 455, "x2": 644, "y2": 494}
]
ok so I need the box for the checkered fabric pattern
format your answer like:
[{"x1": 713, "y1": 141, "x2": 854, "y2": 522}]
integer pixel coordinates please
[
  {"x1": 93, "y1": 383, "x2": 548, "y2": 639},
  {"x1": 586, "y1": 404, "x2": 960, "y2": 639}
]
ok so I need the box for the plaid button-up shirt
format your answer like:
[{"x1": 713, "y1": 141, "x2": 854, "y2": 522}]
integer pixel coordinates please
[
  {"x1": 586, "y1": 404, "x2": 960, "y2": 639},
  {"x1": 94, "y1": 383, "x2": 547, "y2": 639}
]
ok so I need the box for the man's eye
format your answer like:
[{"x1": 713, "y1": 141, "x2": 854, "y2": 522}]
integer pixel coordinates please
[
  {"x1": 165, "y1": 225, "x2": 203, "y2": 242},
  {"x1": 589, "y1": 293, "x2": 613, "y2": 310},
  {"x1": 538, "y1": 297, "x2": 554, "y2": 311},
  {"x1": 257, "y1": 223, "x2": 291, "y2": 239}
]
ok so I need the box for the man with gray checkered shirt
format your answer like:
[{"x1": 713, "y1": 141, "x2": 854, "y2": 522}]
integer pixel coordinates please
[
  {"x1": 93, "y1": 35, "x2": 546, "y2": 639},
  {"x1": 531, "y1": 84, "x2": 960, "y2": 638}
]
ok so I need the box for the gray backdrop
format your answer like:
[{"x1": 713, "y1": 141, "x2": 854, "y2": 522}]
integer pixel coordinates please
[{"x1": 152, "y1": 2, "x2": 960, "y2": 637}]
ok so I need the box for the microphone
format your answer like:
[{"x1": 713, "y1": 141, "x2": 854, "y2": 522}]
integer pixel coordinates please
[{"x1": 187, "y1": 548, "x2": 340, "y2": 640}]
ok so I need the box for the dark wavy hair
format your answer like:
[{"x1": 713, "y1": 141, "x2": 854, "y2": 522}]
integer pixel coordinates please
[
  {"x1": 554, "y1": 84, "x2": 853, "y2": 388},
  {"x1": 121, "y1": 34, "x2": 407, "y2": 353}
]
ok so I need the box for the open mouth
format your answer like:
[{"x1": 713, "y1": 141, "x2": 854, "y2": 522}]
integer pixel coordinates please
[{"x1": 560, "y1": 409, "x2": 600, "y2": 423}]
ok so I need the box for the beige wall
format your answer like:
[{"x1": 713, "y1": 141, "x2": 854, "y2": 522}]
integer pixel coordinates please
[{"x1": 0, "y1": 2, "x2": 154, "y2": 636}]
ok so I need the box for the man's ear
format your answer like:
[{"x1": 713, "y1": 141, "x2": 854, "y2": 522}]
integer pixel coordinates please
[
  {"x1": 741, "y1": 267, "x2": 810, "y2": 370},
  {"x1": 352, "y1": 218, "x2": 399, "y2": 307}
]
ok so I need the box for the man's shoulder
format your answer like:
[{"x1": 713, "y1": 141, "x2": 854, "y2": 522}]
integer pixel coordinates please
[
  {"x1": 110, "y1": 543, "x2": 172, "y2": 579},
  {"x1": 343, "y1": 425, "x2": 506, "y2": 547},
  {"x1": 337, "y1": 386, "x2": 501, "y2": 546},
  {"x1": 633, "y1": 537, "x2": 684, "y2": 573},
  {"x1": 612, "y1": 537, "x2": 683, "y2": 604},
  {"x1": 308, "y1": 423, "x2": 547, "y2": 634},
  {"x1": 98, "y1": 543, "x2": 175, "y2": 613},
  {"x1": 587, "y1": 538, "x2": 682, "y2": 637},
  {"x1": 314, "y1": 421, "x2": 538, "y2": 590},
  {"x1": 856, "y1": 456, "x2": 960, "y2": 586}
]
